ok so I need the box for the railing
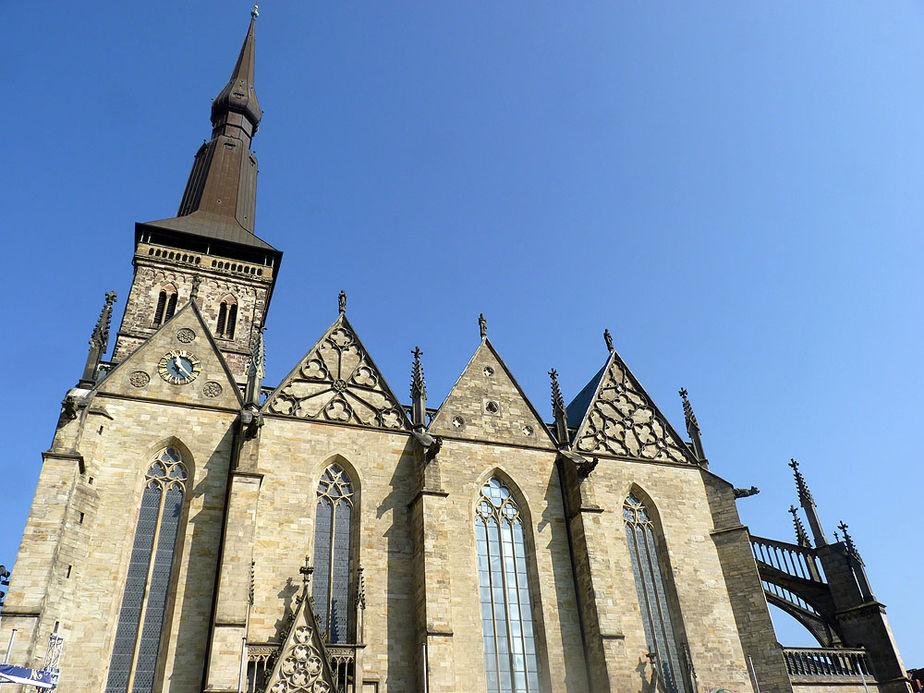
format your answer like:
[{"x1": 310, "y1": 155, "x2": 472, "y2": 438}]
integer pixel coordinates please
[
  {"x1": 751, "y1": 535, "x2": 825, "y2": 583},
  {"x1": 246, "y1": 642, "x2": 359, "y2": 693},
  {"x1": 783, "y1": 647, "x2": 873, "y2": 681}
]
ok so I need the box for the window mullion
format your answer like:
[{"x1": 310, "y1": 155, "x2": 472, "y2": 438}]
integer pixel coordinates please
[{"x1": 327, "y1": 500, "x2": 337, "y2": 641}]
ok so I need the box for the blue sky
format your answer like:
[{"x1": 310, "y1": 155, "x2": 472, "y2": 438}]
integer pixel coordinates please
[{"x1": 2, "y1": 0, "x2": 922, "y2": 668}]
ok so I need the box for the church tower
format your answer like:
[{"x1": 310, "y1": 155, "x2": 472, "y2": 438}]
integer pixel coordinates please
[{"x1": 112, "y1": 9, "x2": 281, "y2": 381}]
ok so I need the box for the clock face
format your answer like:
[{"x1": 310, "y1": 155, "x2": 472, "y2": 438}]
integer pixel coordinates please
[{"x1": 158, "y1": 350, "x2": 201, "y2": 385}]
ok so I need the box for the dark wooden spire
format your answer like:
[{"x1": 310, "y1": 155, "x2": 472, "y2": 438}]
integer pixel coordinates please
[{"x1": 211, "y1": 11, "x2": 262, "y2": 142}]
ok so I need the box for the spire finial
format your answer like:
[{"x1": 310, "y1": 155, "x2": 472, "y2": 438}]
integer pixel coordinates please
[
  {"x1": 79, "y1": 291, "x2": 118, "y2": 387},
  {"x1": 789, "y1": 505, "x2": 812, "y2": 548},
  {"x1": 478, "y1": 313, "x2": 487, "y2": 339},
  {"x1": 837, "y1": 520, "x2": 857, "y2": 555},
  {"x1": 338, "y1": 290, "x2": 347, "y2": 314},
  {"x1": 251, "y1": 3, "x2": 259, "y2": 18},
  {"x1": 603, "y1": 328, "x2": 614, "y2": 353},
  {"x1": 549, "y1": 368, "x2": 569, "y2": 445},
  {"x1": 411, "y1": 347, "x2": 427, "y2": 429},
  {"x1": 244, "y1": 326, "x2": 266, "y2": 411},
  {"x1": 679, "y1": 387, "x2": 705, "y2": 462},
  {"x1": 789, "y1": 458, "x2": 814, "y2": 505}
]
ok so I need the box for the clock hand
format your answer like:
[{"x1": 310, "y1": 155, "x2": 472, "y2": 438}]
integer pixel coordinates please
[{"x1": 174, "y1": 358, "x2": 192, "y2": 377}]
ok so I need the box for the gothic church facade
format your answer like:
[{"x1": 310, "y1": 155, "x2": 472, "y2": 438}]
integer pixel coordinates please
[{"x1": 0, "y1": 13, "x2": 912, "y2": 693}]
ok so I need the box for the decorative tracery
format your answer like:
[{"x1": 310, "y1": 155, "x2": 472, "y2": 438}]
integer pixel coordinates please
[
  {"x1": 312, "y1": 465, "x2": 355, "y2": 644},
  {"x1": 574, "y1": 357, "x2": 692, "y2": 464},
  {"x1": 623, "y1": 493, "x2": 688, "y2": 693},
  {"x1": 476, "y1": 478, "x2": 540, "y2": 693},
  {"x1": 106, "y1": 448, "x2": 188, "y2": 693},
  {"x1": 267, "y1": 319, "x2": 408, "y2": 430}
]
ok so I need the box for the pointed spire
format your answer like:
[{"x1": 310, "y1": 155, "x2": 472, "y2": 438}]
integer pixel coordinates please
[
  {"x1": 549, "y1": 368, "x2": 569, "y2": 445},
  {"x1": 411, "y1": 346, "x2": 427, "y2": 429},
  {"x1": 788, "y1": 459, "x2": 827, "y2": 546},
  {"x1": 789, "y1": 505, "x2": 812, "y2": 548},
  {"x1": 211, "y1": 9, "x2": 261, "y2": 141},
  {"x1": 478, "y1": 313, "x2": 487, "y2": 339},
  {"x1": 79, "y1": 291, "x2": 117, "y2": 387},
  {"x1": 837, "y1": 520, "x2": 874, "y2": 600},
  {"x1": 837, "y1": 521, "x2": 857, "y2": 557},
  {"x1": 678, "y1": 388, "x2": 705, "y2": 462},
  {"x1": 603, "y1": 328, "x2": 614, "y2": 353},
  {"x1": 244, "y1": 326, "x2": 266, "y2": 408}
]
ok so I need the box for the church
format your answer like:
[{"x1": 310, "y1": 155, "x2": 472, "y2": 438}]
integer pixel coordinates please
[{"x1": 0, "y1": 10, "x2": 913, "y2": 693}]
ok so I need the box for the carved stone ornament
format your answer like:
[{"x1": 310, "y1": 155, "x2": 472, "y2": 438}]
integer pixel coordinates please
[
  {"x1": 202, "y1": 381, "x2": 223, "y2": 398},
  {"x1": 176, "y1": 328, "x2": 196, "y2": 343},
  {"x1": 129, "y1": 371, "x2": 151, "y2": 388},
  {"x1": 573, "y1": 355, "x2": 694, "y2": 464},
  {"x1": 267, "y1": 317, "x2": 409, "y2": 430}
]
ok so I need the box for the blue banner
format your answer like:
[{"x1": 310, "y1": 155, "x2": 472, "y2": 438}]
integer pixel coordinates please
[{"x1": 0, "y1": 664, "x2": 55, "y2": 688}]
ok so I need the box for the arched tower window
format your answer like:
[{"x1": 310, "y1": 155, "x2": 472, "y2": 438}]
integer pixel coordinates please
[
  {"x1": 312, "y1": 464, "x2": 354, "y2": 644},
  {"x1": 623, "y1": 492, "x2": 688, "y2": 693},
  {"x1": 476, "y1": 478, "x2": 540, "y2": 693},
  {"x1": 106, "y1": 448, "x2": 188, "y2": 693},
  {"x1": 216, "y1": 295, "x2": 238, "y2": 339},
  {"x1": 153, "y1": 286, "x2": 178, "y2": 326}
]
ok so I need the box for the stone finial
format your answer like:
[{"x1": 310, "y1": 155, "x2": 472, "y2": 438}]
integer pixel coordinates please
[
  {"x1": 338, "y1": 290, "x2": 347, "y2": 314},
  {"x1": 411, "y1": 346, "x2": 427, "y2": 429},
  {"x1": 80, "y1": 291, "x2": 118, "y2": 387},
  {"x1": 837, "y1": 521, "x2": 857, "y2": 556},
  {"x1": 478, "y1": 313, "x2": 487, "y2": 339},
  {"x1": 190, "y1": 275, "x2": 202, "y2": 302},
  {"x1": 679, "y1": 388, "x2": 705, "y2": 462},
  {"x1": 603, "y1": 328, "x2": 614, "y2": 353},
  {"x1": 549, "y1": 368, "x2": 569, "y2": 445},
  {"x1": 789, "y1": 505, "x2": 812, "y2": 548},
  {"x1": 244, "y1": 326, "x2": 266, "y2": 412},
  {"x1": 789, "y1": 458, "x2": 814, "y2": 506},
  {"x1": 299, "y1": 555, "x2": 314, "y2": 593}
]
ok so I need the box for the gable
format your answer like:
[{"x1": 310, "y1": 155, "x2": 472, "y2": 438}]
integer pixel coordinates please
[
  {"x1": 571, "y1": 351, "x2": 695, "y2": 465},
  {"x1": 95, "y1": 301, "x2": 243, "y2": 410},
  {"x1": 428, "y1": 339, "x2": 555, "y2": 448},
  {"x1": 264, "y1": 315, "x2": 410, "y2": 431}
]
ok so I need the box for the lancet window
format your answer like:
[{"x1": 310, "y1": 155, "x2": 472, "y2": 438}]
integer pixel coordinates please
[
  {"x1": 106, "y1": 448, "x2": 188, "y2": 693},
  {"x1": 623, "y1": 492, "x2": 688, "y2": 693},
  {"x1": 216, "y1": 296, "x2": 237, "y2": 339},
  {"x1": 153, "y1": 288, "x2": 177, "y2": 326},
  {"x1": 476, "y1": 478, "x2": 540, "y2": 693},
  {"x1": 312, "y1": 464, "x2": 355, "y2": 644}
]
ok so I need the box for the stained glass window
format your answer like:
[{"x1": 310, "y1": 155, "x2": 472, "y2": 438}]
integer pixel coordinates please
[
  {"x1": 106, "y1": 448, "x2": 187, "y2": 693},
  {"x1": 312, "y1": 464, "x2": 354, "y2": 643},
  {"x1": 476, "y1": 478, "x2": 540, "y2": 693},
  {"x1": 623, "y1": 493, "x2": 688, "y2": 693}
]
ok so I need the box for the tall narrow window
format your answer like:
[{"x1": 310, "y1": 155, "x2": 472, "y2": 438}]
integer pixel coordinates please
[
  {"x1": 164, "y1": 293, "x2": 177, "y2": 321},
  {"x1": 106, "y1": 448, "x2": 187, "y2": 693},
  {"x1": 623, "y1": 493, "x2": 688, "y2": 693},
  {"x1": 312, "y1": 464, "x2": 354, "y2": 643},
  {"x1": 216, "y1": 297, "x2": 237, "y2": 339},
  {"x1": 476, "y1": 478, "x2": 540, "y2": 693},
  {"x1": 153, "y1": 292, "x2": 167, "y2": 326}
]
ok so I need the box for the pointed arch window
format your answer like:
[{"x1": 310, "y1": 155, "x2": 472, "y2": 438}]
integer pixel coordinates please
[
  {"x1": 216, "y1": 296, "x2": 238, "y2": 339},
  {"x1": 106, "y1": 448, "x2": 188, "y2": 693},
  {"x1": 312, "y1": 464, "x2": 354, "y2": 644},
  {"x1": 476, "y1": 478, "x2": 540, "y2": 693},
  {"x1": 623, "y1": 493, "x2": 688, "y2": 693},
  {"x1": 153, "y1": 287, "x2": 177, "y2": 326}
]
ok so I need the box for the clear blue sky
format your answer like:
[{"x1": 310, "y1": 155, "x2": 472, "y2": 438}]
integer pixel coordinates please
[{"x1": 2, "y1": 0, "x2": 922, "y2": 668}]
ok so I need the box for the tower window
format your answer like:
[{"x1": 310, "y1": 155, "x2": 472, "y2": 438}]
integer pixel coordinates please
[
  {"x1": 216, "y1": 297, "x2": 238, "y2": 339},
  {"x1": 153, "y1": 287, "x2": 178, "y2": 327},
  {"x1": 623, "y1": 492, "x2": 689, "y2": 693},
  {"x1": 106, "y1": 448, "x2": 188, "y2": 693},
  {"x1": 312, "y1": 464, "x2": 355, "y2": 644},
  {"x1": 476, "y1": 478, "x2": 540, "y2": 693}
]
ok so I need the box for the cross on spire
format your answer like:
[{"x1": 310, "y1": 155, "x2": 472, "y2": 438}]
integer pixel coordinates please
[{"x1": 789, "y1": 458, "x2": 814, "y2": 505}]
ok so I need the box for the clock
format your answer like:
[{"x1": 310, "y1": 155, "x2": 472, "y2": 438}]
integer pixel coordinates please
[{"x1": 158, "y1": 350, "x2": 201, "y2": 385}]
